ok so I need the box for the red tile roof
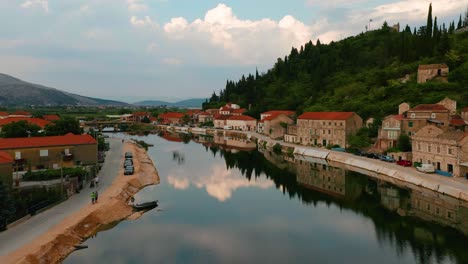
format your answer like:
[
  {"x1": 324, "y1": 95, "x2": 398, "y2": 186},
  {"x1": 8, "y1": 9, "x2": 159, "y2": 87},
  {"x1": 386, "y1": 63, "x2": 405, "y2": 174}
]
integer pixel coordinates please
[
  {"x1": 385, "y1": 114, "x2": 404, "y2": 121},
  {"x1": 159, "y1": 112, "x2": 184, "y2": 119},
  {"x1": 298, "y1": 112, "x2": 355, "y2": 120},
  {"x1": 214, "y1": 114, "x2": 232, "y2": 120},
  {"x1": 0, "y1": 151, "x2": 13, "y2": 164},
  {"x1": 409, "y1": 104, "x2": 448, "y2": 112},
  {"x1": 12, "y1": 110, "x2": 31, "y2": 116},
  {"x1": 43, "y1": 114, "x2": 60, "y2": 121},
  {"x1": 198, "y1": 112, "x2": 212, "y2": 116},
  {"x1": 186, "y1": 110, "x2": 201, "y2": 115},
  {"x1": 0, "y1": 133, "x2": 97, "y2": 150},
  {"x1": 0, "y1": 117, "x2": 51, "y2": 128},
  {"x1": 0, "y1": 112, "x2": 8, "y2": 117},
  {"x1": 450, "y1": 115, "x2": 467, "y2": 126},
  {"x1": 262, "y1": 110, "x2": 295, "y2": 116},
  {"x1": 463, "y1": 107, "x2": 468, "y2": 112},
  {"x1": 227, "y1": 115, "x2": 256, "y2": 121},
  {"x1": 232, "y1": 108, "x2": 247, "y2": 114},
  {"x1": 220, "y1": 106, "x2": 231, "y2": 111},
  {"x1": 262, "y1": 113, "x2": 293, "y2": 121},
  {"x1": 418, "y1": 63, "x2": 448, "y2": 70}
]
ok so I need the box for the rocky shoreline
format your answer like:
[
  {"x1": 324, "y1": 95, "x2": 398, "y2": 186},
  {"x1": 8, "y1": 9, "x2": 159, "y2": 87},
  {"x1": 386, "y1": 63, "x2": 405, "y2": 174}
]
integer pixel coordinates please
[{"x1": 1, "y1": 142, "x2": 160, "y2": 264}]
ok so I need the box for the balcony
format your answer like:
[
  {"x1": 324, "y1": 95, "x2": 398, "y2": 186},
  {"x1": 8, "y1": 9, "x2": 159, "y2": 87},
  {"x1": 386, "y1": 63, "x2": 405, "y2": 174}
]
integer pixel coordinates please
[{"x1": 63, "y1": 153, "x2": 74, "y2": 162}]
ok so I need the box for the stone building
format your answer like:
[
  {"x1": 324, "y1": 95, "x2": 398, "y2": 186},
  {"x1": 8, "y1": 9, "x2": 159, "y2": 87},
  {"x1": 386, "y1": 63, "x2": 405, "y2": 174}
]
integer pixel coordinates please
[
  {"x1": 411, "y1": 125, "x2": 468, "y2": 177},
  {"x1": 376, "y1": 115, "x2": 404, "y2": 151},
  {"x1": 402, "y1": 104, "x2": 450, "y2": 136},
  {"x1": 438, "y1": 97, "x2": 457, "y2": 115},
  {"x1": 462, "y1": 108, "x2": 468, "y2": 122},
  {"x1": 213, "y1": 114, "x2": 231, "y2": 128},
  {"x1": 0, "y1": 133, "x2": 97, "y2": 172},
  {"x1": 284, "y1": 112, "x2": 363, "y2": 148},
  {"x1": 226, "y1": 115, "x2": 257, "y2": 131},
  {"x1": 261, "y1": 114, "x2": 294, "y2": 139},
  {"x1": 158, "y1": 112, "x2": 185, "y2": 125},
  {"x1": 197, "y1": 112, "x2": 213, "y2": 124},
  {"x1": 417, "y1": 63, "x2": 449, "y2": 83},
  {"x1": 398, "y1": 102, "x2": 410, "y2": 115}
]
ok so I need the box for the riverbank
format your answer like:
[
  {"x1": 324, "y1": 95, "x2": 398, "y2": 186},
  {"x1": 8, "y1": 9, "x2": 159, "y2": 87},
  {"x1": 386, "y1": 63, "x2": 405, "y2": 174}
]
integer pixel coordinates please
[{"x1": 0, "y1": 141, "x2": 160, "y2": 264}]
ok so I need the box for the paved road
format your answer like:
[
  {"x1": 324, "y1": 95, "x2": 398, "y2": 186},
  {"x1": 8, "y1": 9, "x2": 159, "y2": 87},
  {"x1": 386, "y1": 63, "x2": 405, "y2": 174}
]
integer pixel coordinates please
[{"x1": 0, "y1": 138, "x2": 123, "y2": 256}]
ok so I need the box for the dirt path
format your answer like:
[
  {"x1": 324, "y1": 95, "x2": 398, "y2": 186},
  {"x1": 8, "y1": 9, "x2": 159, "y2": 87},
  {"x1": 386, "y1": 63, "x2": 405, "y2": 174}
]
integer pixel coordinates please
[{"x1": 0, "y1": 141, "x2": 160, "y2": 264}]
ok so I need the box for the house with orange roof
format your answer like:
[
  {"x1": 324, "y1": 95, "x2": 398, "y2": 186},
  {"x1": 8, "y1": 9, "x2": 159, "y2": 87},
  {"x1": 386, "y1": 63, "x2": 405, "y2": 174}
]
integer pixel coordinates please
[
  {"x1": 402, "y1": 104, "x2": 451, "y2": 136},
  {"x1": 158, "y1": 112, "x2": 185, "y2": 125},
  {"x1": 0, "y1": 151, "x2": 13, "y2": 185},
  {"x1": 260, "y1": 110, "x2": 295, "y2": 121},
  {"x1": 0, "y1": 117, "x2": 51, "y2": 131},
  {"x1": 260, "y1": 113, "x2": 294, "y2": 139},
  {"x1": 0, "y1": 133, "x2": 97, "y2": 172},
  {"x1": 198, "y1": 112, "x2": 213, "y2": 124},
  {"x1": 43, "y1": 114, "x2": 60, "y2": 122},
  {"x1": 226, "y1": 115, "x2": 257, "y2": 131},
  {"x1": 214, "y1": 114, "x2": 231, "y2": 129},
  {"x1": 285, "y1": 112, "x2": 363, "y2": 147}
]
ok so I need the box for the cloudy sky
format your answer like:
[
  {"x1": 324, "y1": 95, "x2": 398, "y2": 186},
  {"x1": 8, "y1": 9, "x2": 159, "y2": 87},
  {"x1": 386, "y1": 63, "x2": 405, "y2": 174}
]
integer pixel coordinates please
[{"x1": 0, "y1": 1, "x2": 465, "y2": 103}]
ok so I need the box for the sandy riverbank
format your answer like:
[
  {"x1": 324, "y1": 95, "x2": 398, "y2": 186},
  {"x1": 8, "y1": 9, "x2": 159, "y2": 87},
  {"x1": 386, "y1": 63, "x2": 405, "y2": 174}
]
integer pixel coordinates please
[{"x1": 0, "y1": 141, "x2": 160, "y2": 264}]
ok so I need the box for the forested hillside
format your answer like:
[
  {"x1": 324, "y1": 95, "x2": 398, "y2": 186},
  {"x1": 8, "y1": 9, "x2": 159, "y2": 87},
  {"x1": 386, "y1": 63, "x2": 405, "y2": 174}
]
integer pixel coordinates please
[{"x1": 204, "y1": 5, "x2": 468, "y2": 120}]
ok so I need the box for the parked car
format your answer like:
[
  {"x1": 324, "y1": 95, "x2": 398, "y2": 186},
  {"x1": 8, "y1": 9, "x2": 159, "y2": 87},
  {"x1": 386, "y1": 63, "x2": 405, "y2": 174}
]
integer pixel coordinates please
[
  {"x1": 365, "y1": 153, "x2": 380, "y2": 159},
  {"x1": 125, "y1": 152, "x2": 133, "y2": 159},
  {"x1": 380, "y1": 155, "x2": 395, "y2": 162},
  {"x1": 124, "y1": 159, "x2": 133, "y2": 168},
  {"x1": 124, "y1": 166, "x2": 134, "y2": 175},
  {"x1": 416, "y1": 164, "x2": 435, "y2": 173},
  {"x1": 352, "y1": 150, "x2": 366, "y2": 156},
  {"x1": 396, "y1": 160, "x2": 412, "y2": 167}
]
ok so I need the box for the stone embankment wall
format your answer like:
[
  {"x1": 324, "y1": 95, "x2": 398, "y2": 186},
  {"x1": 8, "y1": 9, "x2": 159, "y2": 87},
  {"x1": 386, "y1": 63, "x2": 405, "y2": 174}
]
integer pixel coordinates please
[{"x1": 258, "y1": 139, "x2": 468, "y2": 202}]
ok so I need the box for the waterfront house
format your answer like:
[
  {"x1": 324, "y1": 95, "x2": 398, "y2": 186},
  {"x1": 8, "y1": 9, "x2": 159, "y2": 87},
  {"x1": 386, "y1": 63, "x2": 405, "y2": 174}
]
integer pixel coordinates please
[
  {"x1": 198, "y1": 112, "x2": 214, "y2": 124},
  {"x1": 132, "y1": 112, "x2": 152, "y2": 122},
  {"x1": 0, "y1": 151, "x2": 13, "y2": 186},
  {"x1": 417, "y1": 63, "x2": 449, "y2": 83},
  {"x1": 262, "y1": 114, "x2": 294, "y2": 139},
  {"x1": 214, "y1": 114, "x2": 231, "y2": 128},
  {"x1": 0, "y1": 133, "x2": 97, "y2": 172},
  {"x1": 284, "y1": 112, "x2": 363, "y2": 148},
  {"x1": 9, "y1": 110, "x2": 32, "y2": 118},
  {"x1": 158, "y1": 112, "x2": 185, "y2": 125},
  {"x1": 376, "y1": 114, "x2": 404, "y2": 151},
  {"x1": 411, "y1": 125, "x2": 468, "y2": 177},
  {"x1": 226, "y1": 115, "x2": 257, "y2": 131},
  {"x1": 0, "y1": 117, "x2": 51, "y2": 131},
  {"x1": 258, "y1": 110, "x2": 295, "y2": 135}
]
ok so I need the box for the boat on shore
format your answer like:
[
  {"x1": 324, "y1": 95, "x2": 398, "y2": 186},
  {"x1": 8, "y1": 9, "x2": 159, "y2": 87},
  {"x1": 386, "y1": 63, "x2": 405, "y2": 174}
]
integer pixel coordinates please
[{"x1": 132, "y1": 201, "x2": 158, "y2": 211}]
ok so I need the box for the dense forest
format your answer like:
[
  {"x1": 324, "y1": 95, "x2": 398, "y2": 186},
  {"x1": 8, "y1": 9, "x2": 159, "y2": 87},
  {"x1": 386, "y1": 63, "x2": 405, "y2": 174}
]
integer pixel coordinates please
[{"x1": 203, "y1": 4, "x2": 468, "y2": 120}]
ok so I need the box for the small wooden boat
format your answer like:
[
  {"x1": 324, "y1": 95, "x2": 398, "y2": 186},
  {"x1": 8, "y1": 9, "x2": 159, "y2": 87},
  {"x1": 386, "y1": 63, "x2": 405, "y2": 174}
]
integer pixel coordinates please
[
  {"x1": 74, "y1": 245, "x2": 88, "y2": 250},
  {"x1": 132, "y1": 200, "x2": 158, "y2": 211}
]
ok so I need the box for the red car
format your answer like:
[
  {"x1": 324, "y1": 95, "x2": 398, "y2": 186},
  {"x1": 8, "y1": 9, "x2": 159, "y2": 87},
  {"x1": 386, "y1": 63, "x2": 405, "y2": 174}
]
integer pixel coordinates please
[{"x1": 396, "y1": 160, "x2": 412, "y2": 167}]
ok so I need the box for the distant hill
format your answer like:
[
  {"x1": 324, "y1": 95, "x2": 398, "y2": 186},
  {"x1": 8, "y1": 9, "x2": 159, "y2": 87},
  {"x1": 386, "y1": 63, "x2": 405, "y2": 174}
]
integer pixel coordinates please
[
  {"x1": 134, "y1": 98, "x2": 205, "y2": 108},
  {"x1": 0, "y1": 73, "x2": 129, "y2": 106}
]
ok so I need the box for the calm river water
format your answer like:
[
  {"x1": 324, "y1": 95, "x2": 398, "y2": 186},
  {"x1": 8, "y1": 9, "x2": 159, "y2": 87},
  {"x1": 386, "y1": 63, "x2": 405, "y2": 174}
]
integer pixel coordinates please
[{"x1": 65, "y1": 132, "x2": 468, "y2": 264}]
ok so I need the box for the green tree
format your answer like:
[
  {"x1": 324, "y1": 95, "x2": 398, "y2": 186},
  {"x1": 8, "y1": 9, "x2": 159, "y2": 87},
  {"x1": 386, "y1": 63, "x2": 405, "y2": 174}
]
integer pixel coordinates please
[
  {"x1": 426, "y1": 3, "x2": 433, "y2": 38},
  {"x1": 457, "y1": 15, "x2": 462, "y2": 29},
  {"x1": 44, "y1": 117, "x2": 83, "y2": 136},
  {"x1": 397, "y1": 134, "x2": 412, "y2": 152},
  {"x1": 181, "y1": 114, "x2": 191, "y2": 124},
  {"x1": 141, "y1": 116, "x2": 151, "y2": 123},
  {"x1": 1, "y1": 121, "x2": 41, "y2": 138},
  {"x1": 0, "y1": 181, "x2": 15, "y2": 231},
  {"x1": 118, "y1": 108, "x2": 132, "y2": 115}
]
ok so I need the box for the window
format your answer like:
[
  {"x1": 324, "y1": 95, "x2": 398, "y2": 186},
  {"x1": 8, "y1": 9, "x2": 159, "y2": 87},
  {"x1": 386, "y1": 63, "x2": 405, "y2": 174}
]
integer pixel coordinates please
[
  {"x1": 448, "y1": 164, "x2": 453, "y2": 173},
  {"x1": 448, "y1": 148, "x2": 453, "y2": 155},
  {"x1": 328, "y1": 130, "x2": 331, "y2": 134},
  {"x1": 418, "y1": 143, "x2": 421, "y2": 151},
  {"x1": 437, "y1": 146, "x2": 440, "y2": 153},
  {"x1": 329, "y1": 122, "x2": 331, "y2": 125},
  {"x1": 431, "y1": 113, "x2": 436, "y2": 119},
  {"x1": 410, "y1": 113, "x2": 415, "y2": 118},
  {"x1": 15, "y1": 152, "x2": 21, "y2": 159},
  {"x1": 428, "y1": 145, "x2": 431, "y2": 152},
  {"x1": 323, "y1": 140, "x2": 327, "y2": 146},
  {"x1": 436, "y1": 207, "x2": 440, "y2": 215},
  {"x1": 427, "y1": 204, "x2": 431, "y2": 211},
  {"x1": 408, "y1": 121, "x2": 413, "y2": 128},
  {"x1": 447, "y1": 211, "x2": 453, "y2": 219},
  {"x1": 40, "y1": 150, "x2": 48, "y2": 157}
]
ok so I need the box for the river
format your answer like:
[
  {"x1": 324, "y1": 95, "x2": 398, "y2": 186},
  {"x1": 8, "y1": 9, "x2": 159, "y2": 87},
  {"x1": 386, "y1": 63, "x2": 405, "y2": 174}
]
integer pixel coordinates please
[{"x1": 65, "y1": 132, "x2": 468, "y2": 264}]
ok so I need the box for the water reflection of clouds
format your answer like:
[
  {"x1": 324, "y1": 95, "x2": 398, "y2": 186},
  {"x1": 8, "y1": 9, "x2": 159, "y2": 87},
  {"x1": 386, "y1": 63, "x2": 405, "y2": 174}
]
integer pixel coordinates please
[{"x1": 166, "y1": 164, "x2": 274, "y2": 201}]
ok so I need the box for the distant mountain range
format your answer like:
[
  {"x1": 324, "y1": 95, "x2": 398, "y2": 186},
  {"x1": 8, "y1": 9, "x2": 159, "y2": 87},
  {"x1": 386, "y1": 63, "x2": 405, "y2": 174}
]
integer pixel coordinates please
[
  {"x1": 134, "y1": 98, "x2": 205, "y2": 108},
  {"x1": 0, "y1": 73, "x2": 129, "y2": 106}
]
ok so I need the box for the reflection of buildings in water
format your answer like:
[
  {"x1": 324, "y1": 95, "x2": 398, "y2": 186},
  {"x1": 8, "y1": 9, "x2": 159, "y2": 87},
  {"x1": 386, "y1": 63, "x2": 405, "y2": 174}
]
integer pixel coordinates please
[
  {"x1": 212, "y1": 135, "x2": 256, "y2": 152},
  {"x1": 407, "y1": 191, "x2": 468, "y2": 235},
  {"x1": 295, "y1": 159, "x2": 347, "y2": 198},
  {"x1": 378, "y1": 183, "x2": 407, "y2": 212},
  {"x1": 159, "y1": 131, "x2": 184, "y2": 142}
]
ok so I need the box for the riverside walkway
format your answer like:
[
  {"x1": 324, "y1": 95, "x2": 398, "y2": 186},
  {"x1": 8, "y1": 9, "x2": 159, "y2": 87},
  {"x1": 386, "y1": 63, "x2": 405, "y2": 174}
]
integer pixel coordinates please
[{"x1": 0, "y1": 138, "x2": 123, "y2": 256}]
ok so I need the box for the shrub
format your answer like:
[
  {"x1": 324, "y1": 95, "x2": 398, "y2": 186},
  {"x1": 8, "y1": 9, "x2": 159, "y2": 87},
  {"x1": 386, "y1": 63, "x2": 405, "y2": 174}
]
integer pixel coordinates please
[
  {"x1": 273, "y1": 143, "x2": 282, "y2": 154},
  {"x1": 23, "y1": 167, "x2": 87, "y2": 181}
]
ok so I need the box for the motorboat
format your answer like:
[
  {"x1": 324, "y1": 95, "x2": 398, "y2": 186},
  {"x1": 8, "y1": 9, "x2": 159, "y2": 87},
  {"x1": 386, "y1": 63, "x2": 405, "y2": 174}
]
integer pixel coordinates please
[{"x1": 132, "y1": 200, "x2": 158, "y2": 211}]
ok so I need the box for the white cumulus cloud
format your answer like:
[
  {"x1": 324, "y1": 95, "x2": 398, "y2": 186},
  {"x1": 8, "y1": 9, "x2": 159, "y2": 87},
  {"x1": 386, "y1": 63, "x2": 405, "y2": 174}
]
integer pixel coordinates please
[
  {"x1": 21, "y1": 0, "x2": 49, "y2": 12},
  {"x1": 162, "y1": 4, "x2": 312, "y2": 64},
  {"x1": 130, "y1": 15, "x2": 154, "y2": 27}
]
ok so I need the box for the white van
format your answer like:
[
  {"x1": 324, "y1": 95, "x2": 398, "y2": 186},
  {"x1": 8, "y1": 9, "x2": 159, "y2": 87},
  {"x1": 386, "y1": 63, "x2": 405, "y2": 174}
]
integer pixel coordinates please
[
  {"x1": 416, "y1": 164, "x2": 435, "y2": 173},
  {"x1": 223, "y1": 125, "x2": 232, "y2": 130}
]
